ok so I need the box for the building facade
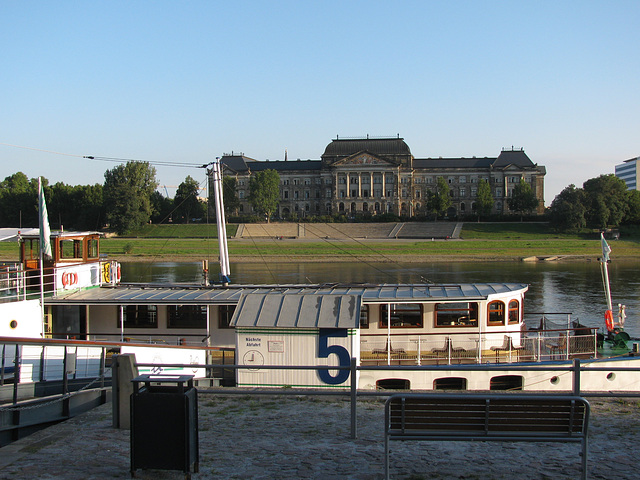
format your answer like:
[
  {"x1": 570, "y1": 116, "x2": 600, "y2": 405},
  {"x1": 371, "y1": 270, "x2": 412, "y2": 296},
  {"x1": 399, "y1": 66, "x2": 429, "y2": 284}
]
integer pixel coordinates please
[
  {"x1": 214, "y1": 137, "x2": 546, "y2": 219},
  {"x1": 615, "y1": 157, "x2": 640, "y2": 190}
]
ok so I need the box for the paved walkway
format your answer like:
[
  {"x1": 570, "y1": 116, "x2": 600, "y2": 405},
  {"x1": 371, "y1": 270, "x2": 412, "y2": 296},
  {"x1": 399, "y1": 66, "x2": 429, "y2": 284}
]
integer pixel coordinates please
[{"x1": 0, "y1": 395, "x2": 638, "y2": 479}]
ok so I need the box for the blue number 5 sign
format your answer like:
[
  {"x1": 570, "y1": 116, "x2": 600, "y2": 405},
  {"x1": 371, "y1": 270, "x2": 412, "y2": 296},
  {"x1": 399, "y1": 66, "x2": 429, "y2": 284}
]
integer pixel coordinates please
[{"x1": 317, "y1": 329, "x2": 350, "y2": 385}]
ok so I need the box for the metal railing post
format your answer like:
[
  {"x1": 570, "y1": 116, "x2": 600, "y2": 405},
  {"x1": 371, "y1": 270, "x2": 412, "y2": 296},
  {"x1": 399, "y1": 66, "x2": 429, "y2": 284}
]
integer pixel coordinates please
[
  {"x1": 1, "y1": 344, "x2": 6, "y2": 386},
  {"x1": 62, "y1": 348, "x2": 70, "y2": 417},
  {"x1": 572, "y1": 358, "x2": 581, "y2": 396},
  {"x1": 350, "y1": 357, "x2": 357, "y2": 439},
  {"x1": 12, "y1": 345, "x2": 20, "y2": 406}
]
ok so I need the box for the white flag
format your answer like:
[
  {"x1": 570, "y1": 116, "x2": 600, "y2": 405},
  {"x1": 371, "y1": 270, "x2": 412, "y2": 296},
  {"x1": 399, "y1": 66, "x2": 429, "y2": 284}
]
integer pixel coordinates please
[
  {"x1": 600, "y1": 232, "x2": 611, "y2": 263},
  {"x1": 38, "y1": 177, "x2": 52, "y2": 259}
]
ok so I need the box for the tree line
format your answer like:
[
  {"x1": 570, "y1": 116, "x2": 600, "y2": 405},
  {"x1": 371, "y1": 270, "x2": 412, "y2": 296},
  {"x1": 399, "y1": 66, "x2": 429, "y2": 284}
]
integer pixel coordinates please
[
  {"x1": 0, "y1": 162, "x2": 207, "y2": 235},
  {"x1": 2, "y1": 163, "x2": 637, "y2": 235},
  {"x1": 548, "y1": 174, "x2": 640, "y2": 232}
]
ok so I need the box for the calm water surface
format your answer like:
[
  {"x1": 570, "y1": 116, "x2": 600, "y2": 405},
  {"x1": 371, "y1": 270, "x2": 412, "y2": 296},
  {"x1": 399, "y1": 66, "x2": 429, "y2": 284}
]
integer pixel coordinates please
[{"x1": 122, "y1": 260, "x2": 640, "y2": 338}]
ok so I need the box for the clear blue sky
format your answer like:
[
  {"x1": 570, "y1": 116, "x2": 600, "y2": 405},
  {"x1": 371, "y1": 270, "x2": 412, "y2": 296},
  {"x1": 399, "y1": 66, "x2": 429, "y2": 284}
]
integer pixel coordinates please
[{"x1": 1, "y1": 1, "x2": 638, "y2": 205}]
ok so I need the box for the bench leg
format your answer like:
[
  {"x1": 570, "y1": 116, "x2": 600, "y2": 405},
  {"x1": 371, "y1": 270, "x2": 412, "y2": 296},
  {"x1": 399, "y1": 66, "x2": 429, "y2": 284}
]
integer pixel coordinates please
[
  {"x1": 384, "y1": 435, "x2": 389, "y2": 480},
  {"x1": 384, "y1": 435, "x2": 390, "y2": 480},
  {"x1": 581, "y1": 437, "x2": 588, "y2": 480}
]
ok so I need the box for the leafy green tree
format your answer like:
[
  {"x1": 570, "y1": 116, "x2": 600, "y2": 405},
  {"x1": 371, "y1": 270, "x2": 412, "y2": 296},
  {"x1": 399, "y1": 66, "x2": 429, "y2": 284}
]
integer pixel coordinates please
[
  {"x1": 75, "y1": 184, "x2": 104, "y2": 230},
  {"x1": 150, "y1": 191, "x2": 174, "y2": 224},
  {"x1": 548, "y1": 184, "x2": 586, "y2": 232},
  {"x1": 248, "y1": 169, "x2": 280, "y2": 222},
  {"x1": 508, "y1": 179, "x2": 539, "y2": 220},
  {"x1": 222, "y1": 176, "x2": 240, "y2": 217},
  {"x1": 174, "y1": 175, "x2": 205, "y2": 223},
  {"x1": 475, "y1": 178, "x2": 493, "y2": 220},
  {"x1": 426, "y1": 176, "x2": 451, "y2": 219},
  {"x1": 49, "y1": 182, "x2": 104, "y2": 230},
  {"x1": 625, "y1": 190, "x2": 640, "y2": 224},
  {"x1": 0, "y1": 172, "x2": 38, "y2": 227},
  {"x1": 583, "y1": 174, "x2": 628, "y2": 229},
  {"x1": 103, "y1": 161, "x2": 158, "y2": 234}
]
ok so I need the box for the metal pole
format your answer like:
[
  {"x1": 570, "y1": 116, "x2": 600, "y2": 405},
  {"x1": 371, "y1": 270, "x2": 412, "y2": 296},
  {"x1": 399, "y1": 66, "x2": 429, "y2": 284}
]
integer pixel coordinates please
[
  {"x1": 387, "y1": 303, "x2": 391, "y2": 366},
  {"x1": 120, "y1": 305, "x2": 124, "y2": 342},
  {"x1": 350, "y1": 357, "x2": 357, "y2": 439},
  {"x1": 572, "y1": 358, "x2": 581, "y2": 396},
  {"x1": 12, "y1": 345, "x2": 20, "y2": 406}
]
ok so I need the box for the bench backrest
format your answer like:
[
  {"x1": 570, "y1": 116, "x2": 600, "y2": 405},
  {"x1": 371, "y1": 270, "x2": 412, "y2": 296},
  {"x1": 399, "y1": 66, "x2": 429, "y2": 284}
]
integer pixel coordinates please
[{"x1": 385, "y1": 393, "x2": 590, "y2": 440}]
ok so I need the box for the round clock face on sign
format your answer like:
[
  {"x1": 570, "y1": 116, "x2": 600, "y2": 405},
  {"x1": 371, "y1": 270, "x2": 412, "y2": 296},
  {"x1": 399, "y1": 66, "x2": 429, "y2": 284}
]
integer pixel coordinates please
[{"x1": 243, "y1": 350, "x2": 264, "y2": 371}]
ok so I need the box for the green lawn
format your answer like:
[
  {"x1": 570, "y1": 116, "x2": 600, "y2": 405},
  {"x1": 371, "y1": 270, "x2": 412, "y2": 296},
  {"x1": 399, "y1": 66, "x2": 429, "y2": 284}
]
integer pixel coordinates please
[{"x1": 2, "y1": 223, "x2": 638, "y2": 261}]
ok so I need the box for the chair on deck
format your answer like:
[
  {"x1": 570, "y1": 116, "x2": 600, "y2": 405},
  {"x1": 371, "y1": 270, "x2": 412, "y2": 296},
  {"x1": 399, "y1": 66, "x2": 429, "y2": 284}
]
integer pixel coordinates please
[
  {"x1": 490, "y1": 335, "x2": 523, "y2": 363},
  {"x1": 372, "y1": 338, "x2": 405, "y2": 355},
  {"x1": 431, "y1": 337, "x2": 465, "y2": 364}
]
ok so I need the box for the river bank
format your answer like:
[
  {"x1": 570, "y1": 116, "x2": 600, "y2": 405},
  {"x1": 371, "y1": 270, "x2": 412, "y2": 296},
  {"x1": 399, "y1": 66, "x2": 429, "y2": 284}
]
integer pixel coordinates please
[{"x1": 105, "y1": 253, "x2": 598, "y2": 264}]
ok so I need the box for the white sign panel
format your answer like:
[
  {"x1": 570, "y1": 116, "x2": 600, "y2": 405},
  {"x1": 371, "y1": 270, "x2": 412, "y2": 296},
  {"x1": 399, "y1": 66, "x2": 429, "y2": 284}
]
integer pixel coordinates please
[{"x1": 121, "y1": 345, "x2": 206, "y2": 378}]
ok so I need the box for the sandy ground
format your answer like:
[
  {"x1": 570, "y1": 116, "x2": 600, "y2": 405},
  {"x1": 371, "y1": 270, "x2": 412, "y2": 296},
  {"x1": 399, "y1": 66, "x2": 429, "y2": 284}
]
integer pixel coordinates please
[{"x1": 0, "y1": 394, "x2": 639, "y2": 479}]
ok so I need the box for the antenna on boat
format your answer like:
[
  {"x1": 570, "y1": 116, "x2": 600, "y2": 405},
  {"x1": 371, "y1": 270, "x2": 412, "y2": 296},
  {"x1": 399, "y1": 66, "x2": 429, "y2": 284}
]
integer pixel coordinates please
[
  {"x1": 600, "y1": 232, "x2": 614, "y2": 333},
  {"x1": 211, "y1": 158, "x2": 231, "y2": 285}
]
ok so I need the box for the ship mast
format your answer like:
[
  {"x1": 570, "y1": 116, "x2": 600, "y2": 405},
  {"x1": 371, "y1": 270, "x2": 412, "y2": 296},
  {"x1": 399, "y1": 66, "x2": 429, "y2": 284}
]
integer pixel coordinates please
[
  {"x1": 211, "y1": 159, "x2": 231, "y2": 285},
  {"x1": 600, "y1": 232, "x2": 614, "y2": 332}
]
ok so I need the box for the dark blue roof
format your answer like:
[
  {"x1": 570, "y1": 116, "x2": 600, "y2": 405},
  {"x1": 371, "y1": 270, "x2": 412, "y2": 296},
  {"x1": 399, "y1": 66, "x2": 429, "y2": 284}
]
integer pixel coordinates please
[
  {"x1": 245, "y1": 160, "x2": 322, "y2": 172},
  {"x1": 414, "y1": 157, "x2": 495, "y2": 168}
]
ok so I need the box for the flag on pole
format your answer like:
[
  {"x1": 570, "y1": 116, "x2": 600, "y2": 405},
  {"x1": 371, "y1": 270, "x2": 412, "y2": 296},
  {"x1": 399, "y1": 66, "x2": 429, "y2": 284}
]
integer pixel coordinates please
[
  {"x1": 600, "y1": 232, "x2": 611, "y2": 263},
  {"x1": 38, "y1": 177, "x2": 52, "y2": 259}
]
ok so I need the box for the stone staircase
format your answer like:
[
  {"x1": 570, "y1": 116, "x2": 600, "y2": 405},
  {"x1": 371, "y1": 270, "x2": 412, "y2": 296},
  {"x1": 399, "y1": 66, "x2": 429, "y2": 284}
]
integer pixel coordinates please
[{"x1": 236, "y1": 222, "x2": 462, "y2": 239}]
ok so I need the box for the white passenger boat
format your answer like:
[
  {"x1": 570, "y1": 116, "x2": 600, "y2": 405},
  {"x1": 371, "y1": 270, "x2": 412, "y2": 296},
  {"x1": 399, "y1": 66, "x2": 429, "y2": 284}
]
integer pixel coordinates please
[{"x1": 1, "y1": 169, "x2": 638, "y2": 393}]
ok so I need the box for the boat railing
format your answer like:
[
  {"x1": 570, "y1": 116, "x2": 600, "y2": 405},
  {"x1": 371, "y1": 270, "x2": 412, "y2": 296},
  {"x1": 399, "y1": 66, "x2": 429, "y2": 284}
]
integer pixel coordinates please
[
  {"x1": 0, "y1": 259, "x2": 119, "y2": 303},
  {"x1": 0, "y1": 263, "x2": 54, "y2": 302},
  {"x1": 360, "y1": 326, "x2": 598, "y2": 366}
]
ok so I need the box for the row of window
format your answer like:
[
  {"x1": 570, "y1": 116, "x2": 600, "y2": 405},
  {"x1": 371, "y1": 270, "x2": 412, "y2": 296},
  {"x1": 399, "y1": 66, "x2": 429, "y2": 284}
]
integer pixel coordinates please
[
  {"x1": 119, "y1": 305, "x2": 236, "y2": 329},
  {"x1": 119, "y1": 301, "x2": 519, "y2": 330},
  {"x1": 276, "y1": 175, "x2": 529, "y2": 187},
  {"x1": 360, "y1": 300, "x2": 520, "y2": 329}
]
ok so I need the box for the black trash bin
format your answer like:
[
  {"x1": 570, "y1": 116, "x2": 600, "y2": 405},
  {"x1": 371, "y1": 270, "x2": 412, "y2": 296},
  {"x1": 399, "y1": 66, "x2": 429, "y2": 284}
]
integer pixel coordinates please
[{"x1": 130, "y1": 374, "x2": 199, "y2": 479}]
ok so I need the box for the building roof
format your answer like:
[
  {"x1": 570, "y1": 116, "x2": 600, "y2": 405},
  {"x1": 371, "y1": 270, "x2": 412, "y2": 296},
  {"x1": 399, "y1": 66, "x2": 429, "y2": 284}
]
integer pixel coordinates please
[
  {"x1": 414, "y1": 157, "x2": 495, "y2": 169},
  {"x1": 46, "y1": 282, "x2": 528, "y2": 305},
  {"x1": 322, "y1": 137, "x2": 412, "y2": 158},
  {"x1": 219, "y1": 141, "x2": 541, "y2": 175},
  {"x1": 220, "y1": 154, "x2": 258, "y2": 173},
  {"x1": 249, "y1": 160, "x2": 322, "y2": 172},
  {"x1": 494, "y1": 149, "x2": 535, "y2": 168}
]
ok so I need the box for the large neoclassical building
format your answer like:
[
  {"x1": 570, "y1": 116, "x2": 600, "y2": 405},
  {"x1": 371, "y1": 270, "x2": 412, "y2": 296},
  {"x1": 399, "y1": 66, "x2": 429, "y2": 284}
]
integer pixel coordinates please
[{"x1": 216, "y1": 136, "x2": 546, "y2": 219}]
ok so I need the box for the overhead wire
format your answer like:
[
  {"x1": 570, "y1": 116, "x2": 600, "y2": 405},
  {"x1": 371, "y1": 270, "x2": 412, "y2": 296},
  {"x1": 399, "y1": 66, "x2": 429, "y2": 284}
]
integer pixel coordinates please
[{"x1": 0, "y1": 142, "x2": 205, "y2": 169}]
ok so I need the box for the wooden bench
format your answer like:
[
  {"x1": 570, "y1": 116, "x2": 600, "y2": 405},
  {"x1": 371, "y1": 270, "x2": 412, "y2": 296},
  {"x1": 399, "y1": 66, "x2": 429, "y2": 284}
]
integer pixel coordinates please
[{"x1": 384, "y1": 393, "x2": 590, "y2": 480}]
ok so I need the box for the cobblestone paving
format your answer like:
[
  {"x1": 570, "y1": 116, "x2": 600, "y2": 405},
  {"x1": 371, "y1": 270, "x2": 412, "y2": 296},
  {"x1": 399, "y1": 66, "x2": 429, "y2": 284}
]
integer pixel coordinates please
[{"x1": 0, "y1": 395, "x2": 638, "y2": 479}]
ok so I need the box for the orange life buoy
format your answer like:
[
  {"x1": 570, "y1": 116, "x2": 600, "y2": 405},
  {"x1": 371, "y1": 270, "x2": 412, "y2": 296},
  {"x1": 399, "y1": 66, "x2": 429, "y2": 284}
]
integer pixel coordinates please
[
  {"x1": 117, "y1": 264, "x2": 121, "y2": 281},
  {"x1": 605, "y1": 309, "x2": 614, "y2": 332}
]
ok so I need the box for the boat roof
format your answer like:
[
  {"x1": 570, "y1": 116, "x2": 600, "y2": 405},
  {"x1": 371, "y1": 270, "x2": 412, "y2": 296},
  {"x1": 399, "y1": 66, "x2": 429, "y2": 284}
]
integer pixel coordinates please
[
  {"x1": 18, "y1": 230, "x2": 102, "y2": 239},
  {"x1": 46, "y1": 282, "x2": 528, "y2": 306},
  {"x1": 230, "y1": 293, "x2": 361, "y2": 328}
]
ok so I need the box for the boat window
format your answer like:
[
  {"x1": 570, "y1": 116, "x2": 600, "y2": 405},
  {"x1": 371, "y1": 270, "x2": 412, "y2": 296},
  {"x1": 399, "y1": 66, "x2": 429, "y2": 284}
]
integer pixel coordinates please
[
  {"x1": 508, "y1": 300, "x2": 520, "y2": 324},
  {"x1": 487, "y1": 301, "x2": 505, "y2": 326},
  {"x1": 21, "y1": 238, "x2": 39, "y2": 261},
  {"x1": 60, "y1": 239, "x2": 83, "y2": 261},
  {"x1": 119, "y1": 305, "x2": 158, "y2": 328},
  {"x1": 218, "y1": 305, "x2": 236, "y2": 329},
  {"x1": 435, "y1": 302, "x2": 478, "y2": 327},
  {"x1": 168, "y1": 305, "x2": 207, "y2": 329},
  {"x1": 434, "y1": 377, "x2": 467, "y2": 390},
  {"x1": 490, "y1": 375, "x2": 523, "y2": 390},
  {"x1": 379, "y1": 304, "x2": 423, "y2": 328},
  {"x1": 359, "y1": 305, "x2": 369, "y2": 329},
  {"x1": 87, "y1": 238, "x2": 98, "y2": 259}
]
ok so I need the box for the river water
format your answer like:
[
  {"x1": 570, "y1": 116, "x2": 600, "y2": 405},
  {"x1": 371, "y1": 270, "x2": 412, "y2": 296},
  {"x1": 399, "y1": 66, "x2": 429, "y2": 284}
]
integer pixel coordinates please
[{"x1": 121, "y1": 259, "x2": 640, "y2": 338}]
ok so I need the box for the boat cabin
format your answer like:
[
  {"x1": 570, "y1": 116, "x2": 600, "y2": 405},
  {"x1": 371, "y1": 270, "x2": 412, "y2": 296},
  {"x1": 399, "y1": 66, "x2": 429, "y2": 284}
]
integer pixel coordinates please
[{"x1": 19, "y1": 231, "x2": 119, "y2": 294}]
